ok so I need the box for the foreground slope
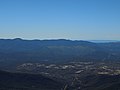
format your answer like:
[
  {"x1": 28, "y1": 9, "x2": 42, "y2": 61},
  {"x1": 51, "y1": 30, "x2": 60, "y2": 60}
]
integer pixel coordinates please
[
  {"x1": 80, "y1": 74, "x2": 120, "y2": 90},
  {"x1": 68, "y1": 74, "x2": 120, "y2": 90},
  {"x1": 0, "y1": 70, "x2": 63, "y2": 90}
]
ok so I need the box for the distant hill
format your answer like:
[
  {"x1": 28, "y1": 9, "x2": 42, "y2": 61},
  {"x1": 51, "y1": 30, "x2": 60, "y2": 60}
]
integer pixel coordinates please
[
  {"x1": 0, "y1": 70, "x2": 63, "y2": 90},
  {"x1": 0, "y1": 38, "x2": 120, "y2": 69}
]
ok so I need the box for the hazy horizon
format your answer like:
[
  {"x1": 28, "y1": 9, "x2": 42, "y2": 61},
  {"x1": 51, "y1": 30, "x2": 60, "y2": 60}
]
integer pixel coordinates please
[{"x1": 0, "y1": 38, "x2": 120, "y2": 42}]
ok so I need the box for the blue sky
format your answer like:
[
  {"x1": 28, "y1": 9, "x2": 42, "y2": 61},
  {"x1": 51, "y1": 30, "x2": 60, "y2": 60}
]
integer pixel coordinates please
[{"x1": 0, "y1": 0, "x2": 120, "y2": 40}]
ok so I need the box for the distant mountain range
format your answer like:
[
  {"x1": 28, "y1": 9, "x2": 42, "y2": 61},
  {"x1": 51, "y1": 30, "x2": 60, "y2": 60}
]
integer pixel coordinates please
[
  {"x1": 0, "y1": 38, "x2": 120, "y2": 69},
  {"x1": 0, "y1": 38, "x2": 120, "y2": 90}
]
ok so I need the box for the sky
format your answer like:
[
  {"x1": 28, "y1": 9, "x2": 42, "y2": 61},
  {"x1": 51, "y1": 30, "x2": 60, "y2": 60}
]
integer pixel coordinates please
[{"x1": 0, "y1": 0, "x2": 120, "y2": 40}]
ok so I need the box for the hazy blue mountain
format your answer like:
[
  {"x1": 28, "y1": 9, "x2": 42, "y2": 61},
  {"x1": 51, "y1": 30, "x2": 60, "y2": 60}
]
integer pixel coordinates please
[{"x1": 0, "y1": 38, "x2": 120, "y2": 69}]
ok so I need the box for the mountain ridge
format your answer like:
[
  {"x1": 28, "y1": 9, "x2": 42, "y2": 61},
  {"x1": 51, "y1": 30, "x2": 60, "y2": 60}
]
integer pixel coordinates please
[{"x1": 0, "y1": 38, "x2": 120, "y2": 70}]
